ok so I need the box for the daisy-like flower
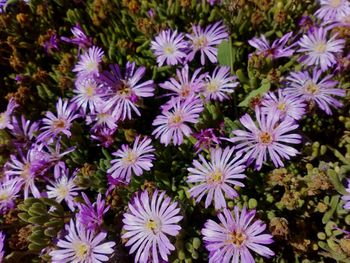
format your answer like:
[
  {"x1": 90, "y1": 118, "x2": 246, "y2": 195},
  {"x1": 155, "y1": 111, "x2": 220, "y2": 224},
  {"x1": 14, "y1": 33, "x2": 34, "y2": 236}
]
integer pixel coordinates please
[
  {"x1": 77, "y1": 193, "x2": 110, "y2": 232},
  {"x1": 86, "y1": 102, "x2": 118, "y2": 131},
  {"x1": 49, "y1": 219, "x2": 115, "y2": 263},
  {"x1": 261, "y1": 90, "x2": 306, "y2": 120},
  {"x1": 342, "y1": 179, "x2": 350, "y2": 209},
  {"x1": 37, "y1": 98, "x2": 79, "y2": 142},
  {"x1": 107, "y1": 136, "x2": 155, "y2": 183},
  {"x1": 228, "y1": 108, "x2": 301, "y2": 170},
  {"x1": 202, "y1": 66, "x2": 238, "y2": 101},
  {"x1": 100, "y1": 62, "x2": 154, "y2": 120},
  {"x1": 202, "y1": 206, "x2": 274, "y2": 262},
  {"x1": 193, "y1": 128, "x2": 221, "y2": 153},
  {"x1": 61, "y1": 24, "x2": 92, "y2": 49},
  {"x1": 46, "y1": 168, "x2": 80, "y2": 211},
  {"x1": 187, "y1": 147, "x2": 246, "y2": 210},
  {"x1": 91, "y1": 127, "x2": 116, "y2": 148},
  {"x1": 5, "y1": 149, "x2": 49, "y2": 198},
  {"x1": 159, "y1": 65, "x2": 206, "y2": 101},
  {"x1": 248, "y1": 32, "x2": 295, "y2": 59},
  {"x1": 297, "y1": 27, "x2": 345, "y2": 71},
  {"x1": 10, "y1": 115, "x2": 40, "y2": 148},
  {"x1": 0, "y1": 98, "x2": 17, "y2": 130},
  {"x1": 72, "y1": 77, "x2": 104, "y2": 114},
  {"x1": 152, "y1": 96, "x2": 204, "y2": 146},
  {"x1": 315, "y1": 0, "x2": 350, "y2": 22},
  {"x1": 73, "y1": 46, "x2": 104, "y2": 78},
  {"x1": 122, "y1": 190, "x2": 183, "y2": 263},
  {"x1": 151, "y1": 29, "x2": 188, "y2": 67},
  {"x1": 0, "y1": 176, "x2": 23, "y2": 214},
  {"x1": 285, "y1": 69, "x2": 346, "y2": 115},
  {"x1": 186, "y1": 21, "x2": 229, "y2": 65}
]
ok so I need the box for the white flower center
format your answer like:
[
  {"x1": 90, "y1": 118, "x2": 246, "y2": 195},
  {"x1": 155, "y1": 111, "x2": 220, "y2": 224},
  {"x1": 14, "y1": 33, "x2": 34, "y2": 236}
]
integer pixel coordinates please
[
  {"x1": 163, "y1": 43, "x2": 175, "y2": 55},
  {"x1": 73, "y1": 241, "x2": 90, "y2": 260},
  {"x1": 193, "y1": 35, "x2": 208, "y2": 49},
  {"x1": 56, "y1": 185, "x2": 69, "y2": 199},
  {"x1": 259, "y1": 132, "x2": 273, "y2": 145},
  {"x1": 314, "y1": 42, "x2": 327, "y2": 53},
  {"x1": 206, "y1": 80, "x2": 220, "y2": 93},
  {"x1": 122, "y1": 150, "x2": 137, "y2": 165}
]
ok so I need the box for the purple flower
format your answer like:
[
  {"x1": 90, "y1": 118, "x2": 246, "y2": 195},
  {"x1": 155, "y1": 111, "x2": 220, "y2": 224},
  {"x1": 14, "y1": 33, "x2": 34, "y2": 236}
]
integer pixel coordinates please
[
  {"x1": 77, "y1": 193, "x2": 110, "y2": 233},
  {"x1": 91, "y1": 127, "x2": 116, "y2": 148},
  {"x1": 151, "y1": 29, "x2": 188, "y2": 66},
  {"x1": 193, "y1": 128, "x2": 221, "y2": 153},
  {"x1": 10, "y1": 115, "x2": 40, "y2": 148},
  {"x1": 207, "y1": 0, "x2": 222, "y2": 5},
  {"x1": 73, "y1": 46, "x2": 104, "y2": 78},
  {"x1": 86, "y1": 102, "x2": 118, "y2": 131},
  {"x1": 228, "y1": 107, "x2": 301, "y2": 170},
  {"x1": 202, "y1": 206, "x2": 274, "y2": 262},
  {"x1": 187, "y1": 147, "x2": 246, "y2": 210},
  {"x1": 202, "y1": 66, "x2": 238, "y2": 101},
  {"x1": 49, "y1": 219, "x2": 115, "y2": 263},
  {"x1": 72, "y1": 77, "x2": 104, "y2": 114},
  {"x1": 5, "y1": 149, "x2": 49, "y2": 198},
  {"x1": 298, "y1": 16, "x2": 315, "y2": 32},
  {"x1": 261, "y1": 90, "x2": 306, "y2": 120},
  {"x1": 297, "y1": 27, "x2": 345, "y2": 71},
  {"x1": 0, "y1": 176, "x2": 23, "y2": 214},
  {"x1": 44, "y1": 34, "x2": 59, "y2": 54},
  {"x1": 152, "y1": 96, "x2": 204, "y2": 146},
  {"x1": 37, "y1": 98, "x2": 79, "y2": 143},
  {"x1": 159, "y1": 64, "x2": 205, "y2": 101},
  {"x1": 0, "y1": 98, "x2": 17, "y2": 130},
  {"x1": 285, "y1": 69, "x2": 346, "y2": 115},
  {"x1": 46, "y1": 167, "x2": 80, "y2": 211},
  {"x1": 248, "y1": 32, "x2": 295, "y2": 59},
  {"x1": 186, "y1": 21, "x2": 229, "y2": 65},
  {"x1": 315, "y1": 0, "x2": 350, "y2": 22},
  {"x1": 0, "y1": 232, "x2": 4, "y2": 261},
  {"x1": 107, "y1": 136, "x2": 155, "y2": 184},
  {"x1": 342, "y1": 179, "x2": 350, "y2": 209},
  {"x1": 61, "y1": 24, "x2": 92, "y2": 49},
  {"x1": 122, "y1": 190, "x2": 183, "y2": 263},
  {"x1": 100, "y1": 62, "x2": 154, "y2": 120}
]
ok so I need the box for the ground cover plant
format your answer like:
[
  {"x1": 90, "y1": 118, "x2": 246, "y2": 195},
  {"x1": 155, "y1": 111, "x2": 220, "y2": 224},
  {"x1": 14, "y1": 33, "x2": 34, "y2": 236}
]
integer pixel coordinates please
[{"x1": 0, "y1": 0, "x2": 350, "y2": 262}]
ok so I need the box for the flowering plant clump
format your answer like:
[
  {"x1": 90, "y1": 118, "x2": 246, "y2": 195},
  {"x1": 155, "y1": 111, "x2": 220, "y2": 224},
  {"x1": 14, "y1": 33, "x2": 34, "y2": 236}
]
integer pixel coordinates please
[{"x1": 0, "y1": 0, "x2": 349, "y2": 262}]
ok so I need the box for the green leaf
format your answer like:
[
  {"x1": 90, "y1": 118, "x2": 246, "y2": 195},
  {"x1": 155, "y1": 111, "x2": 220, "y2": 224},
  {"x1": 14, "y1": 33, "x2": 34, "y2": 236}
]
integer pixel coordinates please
[
  {"x1": 217, "y1": 40, "x2": 233, "y2": 68},
  {"x1": 322, "y1": 196, "x2": 340, "y2": 224},
  {"x1": 238, "y1": 80, "x2": 271, "y2": 107}
]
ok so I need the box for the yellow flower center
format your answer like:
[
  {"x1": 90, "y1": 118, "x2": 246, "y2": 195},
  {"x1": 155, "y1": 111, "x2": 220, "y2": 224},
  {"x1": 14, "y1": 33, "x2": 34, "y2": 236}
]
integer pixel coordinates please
[
  {"x1": 57, "y1": 185, "x2": 68, "y2": 198},
  {"x1": 163, "y1": 44, "x2": 175, "y2": 55},
  {"x1": 314, "y1": 42, "x2": 327, "y2": 53},
  {"x1": 0, "y1": 113, "x2": 6, "y2": 125},
  {"x1": 193, "y1": 35, "x2": 208, "y2": 49},
  {"x1": 0, "y1": 192, "x2": 8, "y2": 201},
  {"x1": 259, "y1": 132, "x2": 273, "y2": 145},
  {"x1": 122, "y1": 150, "x2": 137, "y2": 165},
  {"x1": 277, "y1": 102, "x2": 286, "y2": 111},
  {"x1": 228, "y1": 229, "x2": 246, "y2": 247},
  {"x1": 169, "y1": 112, "x2": 183, "y2": 126},
  {"x1": 53, "y1": 119, "x2": 66, "y2": 129},
  {"x1": 21, "y1": 163, "x2": 31, "y2": 180},
  {"x1": 206, "y1": 80, "x2": 219, "y2": 93},
  {"x1": 146, "y1": 218, "x2": 161, "y2": 234},
  {"x1": 207, "y1": 169, "x2": 223, "y2": 184},
  {"x1": 304, "y1": 81, "x2": 319, "y2": 95},
  {"x1": 73, "y1": 241, "x2": 90, "y2": 259},
  {"x1": 86, "y1": 61, "x2": 97, "y2": 72},
  {"x1": 85, "y1": 85, "x2": 95, "y2": 97},
  {"x1": 330, "y1": 0, "x2": 341, "y2": 7}
]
